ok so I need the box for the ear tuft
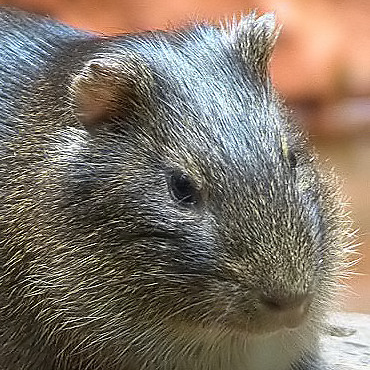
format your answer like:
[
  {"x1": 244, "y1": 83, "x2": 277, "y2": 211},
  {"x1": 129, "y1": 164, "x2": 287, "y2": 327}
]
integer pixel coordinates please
[
  {"x1": 223, "y1": 11, "x2": 280, "y2": 81},
  {"x1": 70, "y1": 54, "x2": 153, "y2": 126}
]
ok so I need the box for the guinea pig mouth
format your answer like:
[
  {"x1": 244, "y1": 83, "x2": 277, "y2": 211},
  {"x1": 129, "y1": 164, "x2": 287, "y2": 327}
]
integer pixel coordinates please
[
  {"x1": 211, "y1": 315, "x2": 308, "y2": 337},
  {"x1": 170, "y1": 310, "x2": 309, "y2": 341},
  {"x1": 191, "y1": 294, "x2": 312, "y2": 336},
  {"x1": 247, "y1": 308, "x2": 309, "y2": 335}
]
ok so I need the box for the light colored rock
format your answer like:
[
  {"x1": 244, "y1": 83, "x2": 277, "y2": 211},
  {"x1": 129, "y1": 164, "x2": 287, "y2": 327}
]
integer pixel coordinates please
[{"x1": 320, "y1": 312, "x2": 370, "y2": 370}]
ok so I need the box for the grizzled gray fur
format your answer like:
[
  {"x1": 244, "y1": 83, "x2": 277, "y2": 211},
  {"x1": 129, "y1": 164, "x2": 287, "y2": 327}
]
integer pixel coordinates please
[{"x1": 0, "y1": 6, "x2": 353, "y2": 370}]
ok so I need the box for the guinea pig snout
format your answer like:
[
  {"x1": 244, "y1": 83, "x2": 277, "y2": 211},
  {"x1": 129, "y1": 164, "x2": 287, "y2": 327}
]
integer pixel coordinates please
[{"x1": 258, "y1": 292, "x2": 313, "y2": 329}]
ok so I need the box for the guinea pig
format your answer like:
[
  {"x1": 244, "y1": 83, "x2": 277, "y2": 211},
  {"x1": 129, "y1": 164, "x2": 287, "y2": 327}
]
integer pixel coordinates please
[{"x1": 0, "y1": 7, "x2": 353, "y2": 370}]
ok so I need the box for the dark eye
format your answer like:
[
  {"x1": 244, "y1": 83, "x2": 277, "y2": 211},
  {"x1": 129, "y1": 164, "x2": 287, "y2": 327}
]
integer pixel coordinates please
[
  {"x1": 288, "y1": 149, "x2": 297, "y2": 170},
  {"x1": 169, "y1": 170, "x2": 200, "y2": 206}
]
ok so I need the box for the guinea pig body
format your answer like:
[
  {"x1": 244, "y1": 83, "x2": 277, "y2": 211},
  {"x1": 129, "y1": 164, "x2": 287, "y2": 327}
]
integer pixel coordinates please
[{"x1": 0, "y1": 7, "x2": 351, "y2": 370}]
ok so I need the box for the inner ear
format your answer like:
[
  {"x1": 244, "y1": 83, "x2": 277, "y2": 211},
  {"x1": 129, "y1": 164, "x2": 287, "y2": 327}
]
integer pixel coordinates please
[{"x1": 70, "y1": 54, "x2": 153, "y2": 127}]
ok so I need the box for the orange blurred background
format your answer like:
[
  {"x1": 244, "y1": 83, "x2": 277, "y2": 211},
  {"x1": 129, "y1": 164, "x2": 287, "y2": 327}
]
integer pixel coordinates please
[{"x1": 1, "y1": 0, "x2": 369, "y2": 312}]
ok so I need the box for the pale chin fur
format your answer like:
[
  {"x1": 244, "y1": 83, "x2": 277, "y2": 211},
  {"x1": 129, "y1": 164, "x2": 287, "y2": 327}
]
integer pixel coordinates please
[{"x1": 144, "y1": 321, "x2": 317, "y2": 370}]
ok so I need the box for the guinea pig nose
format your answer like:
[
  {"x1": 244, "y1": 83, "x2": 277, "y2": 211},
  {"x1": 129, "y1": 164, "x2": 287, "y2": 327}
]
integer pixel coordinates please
[
  {"x1": 260, "y1": 292, "x2": 311, "y2": 312},
  {"x1": 260, "y1": 293, "x2": 313, "y2": 329},
  {"x1": 261, "y1": 293, "x2": 312, "y2": 311}
]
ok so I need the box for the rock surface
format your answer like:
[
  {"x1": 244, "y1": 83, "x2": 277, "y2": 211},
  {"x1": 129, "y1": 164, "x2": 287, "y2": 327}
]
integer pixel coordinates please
[{"x1": 320, "y1": 312, "x2": 370, "y2": 369}]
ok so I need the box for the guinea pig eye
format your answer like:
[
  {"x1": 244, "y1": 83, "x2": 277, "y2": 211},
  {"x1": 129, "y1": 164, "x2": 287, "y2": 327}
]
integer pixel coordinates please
[
  {"x1": 169, "y1": 170, "x2": 200, "y2": 206},
  {"x1": 288, "y1": 149, "x2": 298, "y2": 170}
]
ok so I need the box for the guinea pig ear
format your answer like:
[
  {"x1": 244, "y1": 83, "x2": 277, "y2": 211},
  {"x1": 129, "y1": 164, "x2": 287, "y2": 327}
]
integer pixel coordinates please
[
  {"x1": 70, "y1": 54, "x2": 153, "y2": 127},
  {"x1": 224, "y1": 12, "x2": 280, "y2": 81}
]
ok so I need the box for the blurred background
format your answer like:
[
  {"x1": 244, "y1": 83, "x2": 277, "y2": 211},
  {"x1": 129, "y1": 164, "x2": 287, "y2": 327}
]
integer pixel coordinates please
[{"x1": 1, "y1": 0, "x2": 369, "y2": 313}]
